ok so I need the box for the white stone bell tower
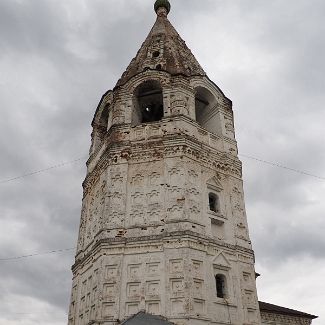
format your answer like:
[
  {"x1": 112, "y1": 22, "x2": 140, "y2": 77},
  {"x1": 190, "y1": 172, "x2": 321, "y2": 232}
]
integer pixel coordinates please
[{"x1": 68, "y1": 1, "x2": 261, "y2": 325}]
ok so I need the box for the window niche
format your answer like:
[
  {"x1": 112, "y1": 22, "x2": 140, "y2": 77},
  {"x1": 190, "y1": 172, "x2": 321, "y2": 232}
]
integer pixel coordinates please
[
  {"x1": 211, "y1": 218, "x2": 225, "y2": 240},
  {"x1": 132, "y1": 80, "x2": 164, "y2": 126},
  {"x1": 206, "y1": 176, "x2": 223, "y2": 216},
  {"x1": 195, "y1": 87, "x2": 221, "y2": 134},
  {"x1": 215, "y1": 274, "x2": 227, "y2": 299},
  {"x1": 207, "y1": 177, "x2": 225, "y2": 239},
  {"x1": 209, "y1": 192, "x2": 219, "y2": 213}
]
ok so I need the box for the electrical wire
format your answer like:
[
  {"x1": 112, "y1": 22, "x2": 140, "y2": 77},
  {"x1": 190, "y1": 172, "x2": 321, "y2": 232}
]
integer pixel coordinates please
[
  {"x1": 0, "y1": 156, "x2": 87, "y2": 184},
  {"x1": 0, "y1": 247, "x2": 76, "y2": 262},
  {"x1": 239, "y1": 154, "x2": 325, "y2": 181},
  {"x1": 0, "y1": 153, "x2": 323, "y2": 185},
  {"x1": 0, "y1": 153, "x2": 323, "y2": 262},
  {"x1": 5, "y1": 312, "x2": 64, "y2": 315}
]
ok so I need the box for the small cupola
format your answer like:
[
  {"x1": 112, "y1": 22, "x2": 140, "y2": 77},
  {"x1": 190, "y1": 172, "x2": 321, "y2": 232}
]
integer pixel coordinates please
[{"x1": 154, "y1": 0, "x2": 171, "y2": 16}]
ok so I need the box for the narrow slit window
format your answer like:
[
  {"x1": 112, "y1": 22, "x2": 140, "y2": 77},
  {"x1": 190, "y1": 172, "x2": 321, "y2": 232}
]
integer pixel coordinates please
[
  {"x1": 215, "y1": 274, "x2": 226, "y2": 298},
  {"x1": 209, "y1": 193, "x2": 219, "y2": 213}
]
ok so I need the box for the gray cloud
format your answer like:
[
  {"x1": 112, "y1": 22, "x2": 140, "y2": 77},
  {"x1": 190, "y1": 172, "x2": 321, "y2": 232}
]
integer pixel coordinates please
[{"x1": 0, "y1": 0, "x2": 323, "y2": 323}]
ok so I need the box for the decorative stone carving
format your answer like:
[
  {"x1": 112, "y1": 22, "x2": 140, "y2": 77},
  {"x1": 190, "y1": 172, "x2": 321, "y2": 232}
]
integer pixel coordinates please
[
  {"x1": 127, "y1": 282, "x2": 141, "y2": 298},
  {"x1": 171, "y1": 298, "x2": 185, "y2": 315},
  {"x1": 193, "y1": 279, "x2": 204, "y2": 297},
  {"x1": 105, "y1": 265, "x2": 118, "y2": 280},
  {"x1": 146, "y1": 301, "x2": 160, "y2": 315},
  {"x1": 126, "y1": 302, "x2": 140, "y2": 316},
  {"x1": 171, "y1": 279, "x2": 185, "y2": 294},
  {"x1": 224, "y1": 118, "x2": 235, "y2": 139},
  {"x1": 170, "y1": 93, "x2": 189, "y2": 116},
  {"x1": 170, "y1": 259, "x2": 183, "y2": 274},
  {"x1": 147, "y1": 262, "x2": 160, "y2": 276},
  {"x1": 146, "y1": 281, "x2": 160, "y2": 297},
  {"x1": 103, "y1": 283, "x2": 116, "y2": 298},
  {"x1": 128, "y1": 264, "x2": 142, "y2": 279}
]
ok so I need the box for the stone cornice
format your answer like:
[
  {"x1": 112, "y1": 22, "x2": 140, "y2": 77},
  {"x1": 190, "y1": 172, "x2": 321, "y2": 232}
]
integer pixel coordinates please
[
  {"x1": 72, "y1": 230, "x2": 254, "y2": 272},
  {"x1": 83, "y1": 123, "x2": 242, "y2": 197}
]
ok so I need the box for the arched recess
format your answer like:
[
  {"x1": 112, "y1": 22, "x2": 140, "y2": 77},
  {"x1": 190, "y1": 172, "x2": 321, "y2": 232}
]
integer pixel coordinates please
[
  {"x1": 213, "y1": 253, "x2": 231, "y2": 299},
  {"x1": 132, "y1": 80, "x2": 164, "y2": 126},
  {"x1": 207, "y1": 176, "x2": 223, "y2": 213},
  {"x1": 90, "y1": 101, "x2": 111, "y2": 154},
  {"x1": 195, "y1": 87, "x2": 221, "y2": 134}
]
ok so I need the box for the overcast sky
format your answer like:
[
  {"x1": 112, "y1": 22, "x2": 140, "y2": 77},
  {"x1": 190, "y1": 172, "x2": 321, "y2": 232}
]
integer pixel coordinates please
[{"x1": 0, "y1": 0, "x2": 324, "y2": 324}]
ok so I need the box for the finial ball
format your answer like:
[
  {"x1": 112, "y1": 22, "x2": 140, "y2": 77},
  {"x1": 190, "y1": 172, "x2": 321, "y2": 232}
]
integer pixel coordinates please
[{"x1": 154, "y1": 0, "x2": 171, "y2": 15}]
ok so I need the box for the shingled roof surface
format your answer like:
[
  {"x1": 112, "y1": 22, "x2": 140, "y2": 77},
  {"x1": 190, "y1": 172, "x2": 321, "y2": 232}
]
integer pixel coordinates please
[
  {"x1": 120, "y1": 312, "x2": 175, "y2": 325},
  {"x1": 115, "y1": 8, "x2": 206, "y2": 87},
  {"x1": 259, "y1": 301, "x2": 318, "y2": 319}
]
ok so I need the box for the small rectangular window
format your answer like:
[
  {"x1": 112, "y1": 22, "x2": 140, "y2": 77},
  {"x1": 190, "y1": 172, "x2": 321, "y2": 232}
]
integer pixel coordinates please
[{"x1": 209, "y1": 193, "x2": 219, "y2": 213}]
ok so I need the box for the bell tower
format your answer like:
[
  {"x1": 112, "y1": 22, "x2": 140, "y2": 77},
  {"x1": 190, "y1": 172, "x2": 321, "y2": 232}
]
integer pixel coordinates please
[{"x1": 68, "y1": 1, "x2": 261, "y2": 325}]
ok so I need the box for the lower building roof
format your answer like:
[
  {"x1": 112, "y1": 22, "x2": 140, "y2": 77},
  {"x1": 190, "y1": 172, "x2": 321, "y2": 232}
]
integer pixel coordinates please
[
  {"x1": 120, "y1": 302, "x2": 318, "y2": 324},
  {"x1": 121, "y1": 311, "x2": 175, "y2": 325},
  {"x1": 259, "y1": 301, "x2": 318, "y2": 319}
]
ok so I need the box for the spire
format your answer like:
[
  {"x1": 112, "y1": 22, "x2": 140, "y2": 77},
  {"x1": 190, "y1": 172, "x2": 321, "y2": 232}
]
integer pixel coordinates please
[{"x1": 115, "y1": 0, "x2": 206, "y2": 87}]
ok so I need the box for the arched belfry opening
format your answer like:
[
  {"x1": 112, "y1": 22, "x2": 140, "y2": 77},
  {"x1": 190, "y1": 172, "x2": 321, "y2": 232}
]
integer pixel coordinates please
[
  {"x1": 195, "y1": 87, "x2": 220, "y2": 134},
  {"x1": 132, "y1": 80, "x2": 164, "y2": 126},
  {"x1": 99, "y1": 104, "x2": 110, "y2": 131},
  {"x1": 91, "y1": 102, "x2": 111, "y2": 154}
]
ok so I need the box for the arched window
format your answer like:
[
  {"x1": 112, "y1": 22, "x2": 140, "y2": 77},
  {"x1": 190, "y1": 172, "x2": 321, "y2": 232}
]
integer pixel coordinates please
[
  {"x1": 90, "y1": 103, "x2": 111, "y2": 155},
  {"x1": 132, "y1": 80, "x2": 164, "y2": 126},
  {"x1": 100, "y1": 104, "x2": 110, "y2": 131},
  {"x1": 195, "y1": 87, "x2": 221, "y2": 134},
  {"x1": 215, "y1": 274, "x2": 227, "y2": 298},
  {"x1": 208, "y1": 193, "x2": 219, "y2": 213}
]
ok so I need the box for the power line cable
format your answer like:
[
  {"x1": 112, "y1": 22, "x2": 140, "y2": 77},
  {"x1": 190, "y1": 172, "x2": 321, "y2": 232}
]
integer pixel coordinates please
[
  {"x1": 5, "y1": 312, "x2": 64, "y2": 315},
  {"x1": 0, "y1": 156, "x2": 87, "y2": 185},
  {"x1": 0, "y1": 153, "x2": 324, "y2": 185},
  {"x1": 0, "y1": 247, "x2": 76, "y2": 262},
  {"x1": 239, "y1": 154, "x2": 325, "y2": 181},
  {"x1": 0, "y1": 154, "x2": 322, "y2": 262}
]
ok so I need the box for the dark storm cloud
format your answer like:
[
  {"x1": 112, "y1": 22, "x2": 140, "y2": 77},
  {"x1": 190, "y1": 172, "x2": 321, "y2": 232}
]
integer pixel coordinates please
[{"x1": 0, "y1": 0, "x2": 324, "y2": 324}]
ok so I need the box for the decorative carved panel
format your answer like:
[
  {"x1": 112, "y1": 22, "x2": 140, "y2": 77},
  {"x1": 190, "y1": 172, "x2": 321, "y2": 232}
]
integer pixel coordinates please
[
  {"x1": 171, "y1": 298, "x2": 185, "y2": 315},
  {"x1": 146, "y1": 281, "x2": 160, "y2": 297},
  {"x1": 102, "y1": 303, "x2": 115, "y2": 319},
  {"x1": 169, "y1": 259, "x2": 183, "y2": 274},
  {"x1": 171, "y1": 279, "x2": 185, "y2": 294},
  {"x1": 127, "y1": 282, "x2": 141, "y2": 298},
  {"x1": 146, "y1": 262, "x2": 160, "y2": 276},
  {"x1": 146, "y1": 300, "x2": 160, "y2": 315},
  {"x1": 128, "y1": 264, "x2": 142, "y2": 279},
  {"x1": 126, "y1": 302, "x2": 140, "y2": 315}
]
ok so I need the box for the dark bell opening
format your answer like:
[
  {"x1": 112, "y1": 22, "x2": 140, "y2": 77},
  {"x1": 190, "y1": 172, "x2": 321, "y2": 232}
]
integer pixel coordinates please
[
  {"x1": 133, "y1": 81, "x2": 164, "y2": 126},
  {"x1": 142, "y1": 103, "x2": 163, "y2": 123}
]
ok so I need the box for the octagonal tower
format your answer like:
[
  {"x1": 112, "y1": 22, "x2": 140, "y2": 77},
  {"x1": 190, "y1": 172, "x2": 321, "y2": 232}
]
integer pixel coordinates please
[{"x1": 68, "y1": 2, "x2": 261, "y2": 325}]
